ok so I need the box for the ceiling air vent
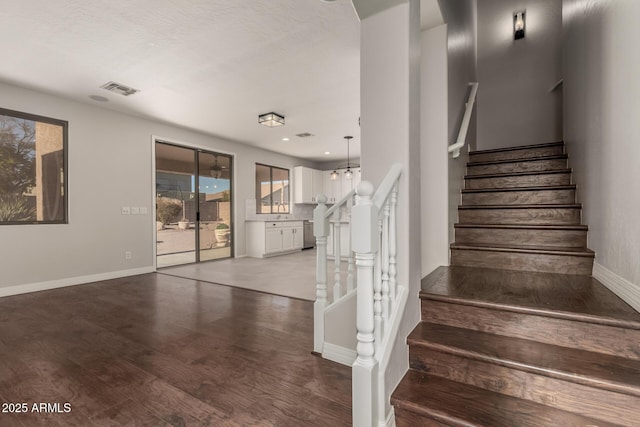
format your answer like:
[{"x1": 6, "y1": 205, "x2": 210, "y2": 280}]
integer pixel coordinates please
[
  {"x1": 296, "y1": 132, "x2": 314, "y2": 138},
  {"x1": 100, "y1": 81, "x2": 139, "y2": 96}
]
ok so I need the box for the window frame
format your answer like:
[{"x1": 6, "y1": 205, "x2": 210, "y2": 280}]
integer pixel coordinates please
[
  {"x1": 255, "y1": 163, "x2": 290, "y2": 214},
  {"x1": 0, "y1": 107, "x2": 69, "y2": 225}
]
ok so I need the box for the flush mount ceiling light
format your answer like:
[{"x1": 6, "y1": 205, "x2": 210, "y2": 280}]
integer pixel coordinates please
[
  {"x1": 100, "y1": 81, "x2": 139, "y2": 96},
  {"x1": 258, "y1": 112, "x2": 285, "y2": 127},
  {"x1": 514, "y1": 11, "x2": 526, "y2": 40}
]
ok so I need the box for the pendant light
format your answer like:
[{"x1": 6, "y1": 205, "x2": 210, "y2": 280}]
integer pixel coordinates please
[
  {"x1": 210, "y1": 155, "x2": 222, "y2": 179},
  {"x1": 344, "y1": 136, "x2": 353, "y2": 180}
]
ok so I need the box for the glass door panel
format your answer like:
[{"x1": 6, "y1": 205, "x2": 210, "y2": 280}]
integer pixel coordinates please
[
  {"x1": 155, "y1": 143, "x2": 197, "y2": 267},
  {"x1": 198, "y1": 151, "x2": 233, "y2": 261}
]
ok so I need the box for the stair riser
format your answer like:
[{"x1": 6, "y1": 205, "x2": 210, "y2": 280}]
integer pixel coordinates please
[
  {"x1": 462, "y1": 189, "x2": 575, "y2": 206},
  {"x1": 469, "y1": 145, "x2": 564, "y2": 163},
  {"x1": 465, "y1": 172, "x2": 571, "y2": 190},
  {"x1": 410, "y1": 347, "x2": 640, "y2": 426},
  {"x1": 421, "y1": 300, "x2": 640, "y2": 360},
  {"x1": 468, "y1": 158, "x2": 567, "y2": 176},
  {"x1": 458, "y1": 207, "x2": 581, "y2": 225},
  {"x1": 450, "y1": 248, "x2": 593, "y2": 275},
  {"x1": 454, "y1": 228, "x2": 587, "y2": 248}
]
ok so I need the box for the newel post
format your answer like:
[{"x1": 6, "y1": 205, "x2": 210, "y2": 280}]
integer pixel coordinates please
[
  {"x1": 351, "y1": 182, "x2": 379, "y2": 427},
  {"x1": 313, "y1": 194, "x2": 329, "y2": 354}
]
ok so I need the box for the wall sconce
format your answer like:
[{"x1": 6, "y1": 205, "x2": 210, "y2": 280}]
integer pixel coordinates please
[
  {"x1": 514, "y1": 11, "x2": 525, "y2": 40},
  {"x1": 258, "y1": 112, "x2": 285, "y2": 127}
]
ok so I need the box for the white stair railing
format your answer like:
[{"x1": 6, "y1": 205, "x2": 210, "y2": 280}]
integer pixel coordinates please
[
  {"x1": 313, "y1": 189, "x2": 356, "y2": 354},
  {"x1": 448, "y1": 82, "x2": 479, "y2": 158},
  {"x1": 351, "y1": 164, "x2": 405, "y2": 426}
]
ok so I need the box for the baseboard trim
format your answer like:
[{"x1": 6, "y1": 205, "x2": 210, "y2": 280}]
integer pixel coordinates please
[
  {"x1": 382, "y1": 407, "x2": 396, "y2": 427},
  {"x1": 0, "y1": 267, "x2": 155, "y2": 298},
  {"x1": 322, "y1": 342, "x2": 357, "y2": 367},
  {"x1": 593, "y1": 262, "x2": 640, "y2": 313}
]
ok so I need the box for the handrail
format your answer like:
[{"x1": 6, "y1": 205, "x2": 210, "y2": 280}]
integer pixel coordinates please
[
  {"x1": 372, "y1": 163, "x2": 403, "y2": 209},
  {"x1": 448, "y1": 82, "x2": 479, "y2": 158},
  {"x1": 325, "y1": 188, "x2": 356, "y2": 218}
]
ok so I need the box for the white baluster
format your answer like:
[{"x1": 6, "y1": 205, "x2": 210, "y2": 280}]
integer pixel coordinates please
[
  {"x1": 313, "y1": 195, "x2": 329, "y2": 354},
  {"x1": 373, "y1": 217, "x2": 383, "y2": 355},
  {"x1": 389, "y1": 183, "x2": 398, "y2": 302},
  {"x1": 381, "y1": 200, "x2": 390, "y2": 324},
  {"x1": 352, "y1": 182, "x2": 379, "y2": 427},
  {"x1": 333, "y1": 210, "x2": 341, "y2": 302}
]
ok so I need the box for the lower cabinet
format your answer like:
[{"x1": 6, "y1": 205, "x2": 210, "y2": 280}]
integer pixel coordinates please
[{"x1": 247, "y1": 221, "x2": 304, "y2": 258}]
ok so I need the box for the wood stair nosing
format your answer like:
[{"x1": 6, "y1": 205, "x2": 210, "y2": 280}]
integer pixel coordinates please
[
  {"x1": 450, "y1": 242, "x2": 595, "y2": 258},
  {"x1": 467, "y1": 154, "x2": 568, "y2": 167},
  {"x1": 408, "y1": 322, "x2": 640, "y2": 398},
  {"x1": 469, "y1": 141, "x2": 565, "y2": 156},
  {"x1": 421, "y1": 299, "x2": 640, "y2": 361},
  {"x1": 420, "y1": 290, "x2": 640, "y2": 331},
  {"x1": 461, "y1": 184, "x2": 576, "y2": 194},
  {"x1": 458, "y1": 203, "x2": 582, "y2": 210},
  {"x1": 391, "y1": 371, "x2": 619, "y2": 427},
  {"x1": 454, "y1": 223, "x2": 588, "y2": 230},
  {"x1": 464, "y1": 169, "x2": 573, "y2": 180}
]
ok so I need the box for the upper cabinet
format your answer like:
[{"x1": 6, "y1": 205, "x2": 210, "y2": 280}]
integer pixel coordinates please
[
  {"x1": 295, "y1": 166, "x2": 361, "y2": 205},
  {"x1": 293, "y1": 166, "x2": 324, "y2": 204}
]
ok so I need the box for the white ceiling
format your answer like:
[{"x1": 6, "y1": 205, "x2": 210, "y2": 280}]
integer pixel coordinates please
[
  {"x1": 1, "y1": 1, "x2": 444, "y2": 163},
  {"x1": 0, "y1": 0, "x2": 362, "y2": 162}
]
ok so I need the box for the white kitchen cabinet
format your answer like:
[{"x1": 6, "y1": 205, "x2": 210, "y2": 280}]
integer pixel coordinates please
[
  {"x1": 246, "y1": 221, "x2": 304, "y2": 258},
  {"x1": 294, "y1": 166, "x2": 324, "y2": 204},
  {"x1": 323, "y1": 170, "x2": 341, "y2": 204}
]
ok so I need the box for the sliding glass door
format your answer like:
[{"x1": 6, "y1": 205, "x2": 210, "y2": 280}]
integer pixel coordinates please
[{"x1": 155, "y1": 142, "x2": 233, "y2": 267}]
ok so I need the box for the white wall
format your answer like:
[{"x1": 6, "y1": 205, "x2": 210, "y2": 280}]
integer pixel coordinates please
[
  {"x1": 563, "y1": 0, "x2": 640, "y2": 307},
  {"x1": 359, "y1": 0, "x2": 422, "y2": 420},
  {"x1": 0, "y1": 82, "x2": 316, "y2": 293},
  {"x1": 476, "y1": 0, "x2": 562, "y2": 150},
  {"x1": 439, "y1": 0, "x2": 478, "y2": 245},
  {"x1": 420, "y1": 23, "x2": 450, "y2": 275}
]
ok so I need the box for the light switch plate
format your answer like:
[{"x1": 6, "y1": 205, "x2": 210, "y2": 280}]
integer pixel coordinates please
[
  {"x1": 131, "y1": 207, "x2": 140, "y2": 215},
  {"x1": 121, "y1": 207, "x2": 131, "y2": 215}
]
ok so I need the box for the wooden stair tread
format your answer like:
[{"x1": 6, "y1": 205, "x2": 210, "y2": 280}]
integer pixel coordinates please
[
  {"x1": 465, "y1": 169, "x2": 572, "y2": 180},
  {"x1": 420, "y1": 266, "x2": 640, "y2": 329},
  {"x1": 392, "y1": 370, "x2": 619, "y2": 427},
  {"x1": 467, "y1": 154, "x2": 567, "y2": 167},
  {"x1": 454, "y1": 223, "x2": 588, "y2": 230},
  {"x1": 409, "y1": 322, "x2": 640, "y2": 397},
  {"x1": 459, "y1": 203, "x2": 582, "y2": 209},
  {"x1": 462, "y1": 184, "x2": 576, "y2": 193},
  {"x1": 469, "y1": 141, "x2": 564, "y2": 155},
  {"x1": 450, "y1": 242, "x2": 595, "y2": 257}
]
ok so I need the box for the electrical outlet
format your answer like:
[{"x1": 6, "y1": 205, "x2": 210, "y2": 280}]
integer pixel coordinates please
[
  {"x1": 125, "y1": 251, "x2": 132, "y2": 260},
  {"x1": 121, "y1": 207, "x2": 131, "y2": 215}
]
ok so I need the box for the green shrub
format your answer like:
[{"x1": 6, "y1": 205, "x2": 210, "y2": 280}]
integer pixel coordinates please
[
  {"x1": 216, "y1": 222, "x2": 229, "y2": 230},
  {"x1": 156, "y1": 198, "x2": 182, "y2": 227},
  {"x1": 0, "y1": 194, "x2": 36, "y2": 222}
]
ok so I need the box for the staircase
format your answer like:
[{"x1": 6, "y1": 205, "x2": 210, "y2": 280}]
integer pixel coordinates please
[{"x1": 391, "y1": 142, "x2": 640, "y2": 426}]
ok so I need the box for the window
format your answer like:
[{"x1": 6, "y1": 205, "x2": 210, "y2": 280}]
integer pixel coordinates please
[
  {"x1": 256, "y1": 163, "x2": 289, "y2": 214},
  {"x1": 0, "y1": 108, "x2": 68, "y2": 224}
]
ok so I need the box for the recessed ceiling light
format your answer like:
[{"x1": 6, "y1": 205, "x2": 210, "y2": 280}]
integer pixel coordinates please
[
  {"x1": 324, "y1": 151, "x2": 331, "y2": 155},
  {"x1": 89, "y1": 95, "x2": 109, "y2": 102},
  {"x1": 100, "y1": 81, "x2": 139, "y2": 96},
  {"x1": 282, "y1": 137, "x2": 290, "y2": 142}
]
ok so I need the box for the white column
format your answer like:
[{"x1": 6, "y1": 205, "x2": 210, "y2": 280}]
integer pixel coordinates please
[
  {"x1": 333, "y1": 210, "x2": 342, "y2": 302},
  {"x1": 313, "y1": 195, "x2": 329, "y2": 354}
]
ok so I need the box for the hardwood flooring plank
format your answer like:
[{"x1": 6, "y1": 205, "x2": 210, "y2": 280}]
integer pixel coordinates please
[{"x1": 0, "y1": 273, "x2": 352, "y2": 426}]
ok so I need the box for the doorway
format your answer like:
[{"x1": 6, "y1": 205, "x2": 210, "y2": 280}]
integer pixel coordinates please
[{"x1": 155, "y1": 141, "x2": 233, "y2": 268}]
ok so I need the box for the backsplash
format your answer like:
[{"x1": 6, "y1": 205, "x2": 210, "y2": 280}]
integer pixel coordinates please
[{"x1": 245, "y1": 199, "x2": 315, "y2": 221}]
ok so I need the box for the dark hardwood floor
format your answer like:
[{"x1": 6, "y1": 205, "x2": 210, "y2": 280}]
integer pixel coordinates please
[{"x1": 0, "y1": 273, "x2": 352, "y2": 426}]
